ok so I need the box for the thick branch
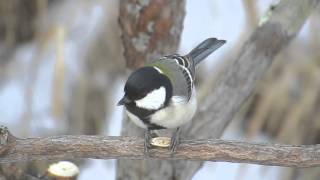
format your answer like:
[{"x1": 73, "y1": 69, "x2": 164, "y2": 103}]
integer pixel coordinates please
[{"x1": 0, "y1": 135, "x2": 320, "y2": 167}]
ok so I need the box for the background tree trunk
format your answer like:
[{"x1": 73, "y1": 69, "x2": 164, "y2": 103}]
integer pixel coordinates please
[{"x1": 116, "y1": 0, "x2": 186, "y2": 180}]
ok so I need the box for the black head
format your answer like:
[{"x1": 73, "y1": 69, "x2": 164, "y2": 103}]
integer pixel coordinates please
[{"x1": 117, "y1": 66, "x2": 172, "y2": 109}]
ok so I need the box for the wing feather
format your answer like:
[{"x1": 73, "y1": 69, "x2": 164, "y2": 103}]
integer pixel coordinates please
[{"x1": 149, "y1": 55, "x2": 194, "y2": 101}]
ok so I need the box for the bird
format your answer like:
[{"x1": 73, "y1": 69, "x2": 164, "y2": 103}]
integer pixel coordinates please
[{"x1": 117, "y1": 38, "x2": 226, "y2": 154}]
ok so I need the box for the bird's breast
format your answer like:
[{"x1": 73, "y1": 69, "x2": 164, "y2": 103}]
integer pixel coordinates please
[
  {"x1": 125, "y1": 90, "x2": 197, "y2": 130},
  {"x1": 149, "y1": 90, "x2": 197, "y2": 129}
]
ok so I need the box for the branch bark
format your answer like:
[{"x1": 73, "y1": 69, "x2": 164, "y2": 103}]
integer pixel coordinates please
[{"x1": 1, "y1": 134, "x2": 320, "y2": 168}]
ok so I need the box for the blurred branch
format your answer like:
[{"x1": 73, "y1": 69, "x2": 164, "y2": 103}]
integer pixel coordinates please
[
  {"x1": 1, "y1": 129, "x2": 320, "y2": 168},
  {"x1": 242, "y1": 0, "x2": 259, "y2": 27},
  {"x1": 0, "y1": 0, "x2": 39, "y2": 47},
  {"x1": 67, "y1": 1, "x2": 125, "y2": 135},
  {"x1": 191, "y1": 0, "x2": 320, "y2": 139},
  {"x1": 52, "y1": 26, "x2": 65, "y2": 120}
]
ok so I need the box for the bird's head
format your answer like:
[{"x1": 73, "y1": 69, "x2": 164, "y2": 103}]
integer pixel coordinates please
[{"x1": 118, "y1": 66, "x2": 173, "y2": 110}]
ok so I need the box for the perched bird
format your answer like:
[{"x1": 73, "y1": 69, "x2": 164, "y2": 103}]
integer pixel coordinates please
[{"x1": 118, "y1": 38, "x2": 226, "y2": 154}]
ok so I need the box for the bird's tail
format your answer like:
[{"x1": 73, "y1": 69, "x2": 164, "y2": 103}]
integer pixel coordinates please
[{"x1": 186, "y1": 38, "x2": 226, "y2": 65}]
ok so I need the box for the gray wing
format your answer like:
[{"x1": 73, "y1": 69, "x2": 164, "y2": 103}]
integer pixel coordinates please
[{"x1": 150, "y1": 54, "x2": 195, "y2": 101}]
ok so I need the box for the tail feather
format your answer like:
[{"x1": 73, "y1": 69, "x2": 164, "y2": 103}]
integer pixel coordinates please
[{"x1": 186, "y1": 38, "x2": 226, "y2": 65}]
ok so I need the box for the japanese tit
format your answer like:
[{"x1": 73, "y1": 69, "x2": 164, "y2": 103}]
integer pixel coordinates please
[{"x1": 118, "y1": 38, "x2": 226, "y2": 154}]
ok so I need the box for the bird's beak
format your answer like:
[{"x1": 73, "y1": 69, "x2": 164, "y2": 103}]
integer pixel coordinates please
[{"x1": 117, "y1": 95, "x2": 131, "y2": 106}]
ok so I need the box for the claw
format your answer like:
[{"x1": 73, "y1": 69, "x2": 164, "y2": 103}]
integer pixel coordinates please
[{"x1": 169, "y1": 127, "x2": 181, "y2": 154}]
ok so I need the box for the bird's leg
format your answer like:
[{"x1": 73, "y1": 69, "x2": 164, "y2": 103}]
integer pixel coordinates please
[
  {"x1": 169, "y1": 127, "x2": 181, "y2": 153},
  {"x1": 144, "y1": 128, "x2": 152, "y2": 156}
]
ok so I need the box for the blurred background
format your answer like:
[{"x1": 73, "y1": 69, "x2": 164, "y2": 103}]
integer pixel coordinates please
[{"x1": 0, "y1": 0, "x2": 319, "y2": 179}]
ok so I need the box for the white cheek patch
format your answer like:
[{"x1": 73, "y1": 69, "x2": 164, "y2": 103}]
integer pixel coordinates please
[{"x1": 135, "y1": 86, "x2": 166, "y2": 110}]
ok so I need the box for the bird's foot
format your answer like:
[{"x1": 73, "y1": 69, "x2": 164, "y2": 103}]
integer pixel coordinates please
[
  {"x1": 169, "y1": 127, "x2": 180, "y2": 155},
  {"x1": 144, "y1": 129, "x2": 158, "y2": 157},
  {"x1": 144, "y1": 130, "x2": 151, "y2": 156}
]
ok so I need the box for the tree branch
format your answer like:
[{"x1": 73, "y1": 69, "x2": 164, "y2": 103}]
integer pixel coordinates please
[{"x1": 1, "y1": 132, "x2": 320, "y2": 168}]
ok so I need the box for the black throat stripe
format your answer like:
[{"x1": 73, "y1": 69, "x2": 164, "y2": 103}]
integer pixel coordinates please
[{"x1": 125, "y1": 103, "x2": 166, "y2": 130}]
